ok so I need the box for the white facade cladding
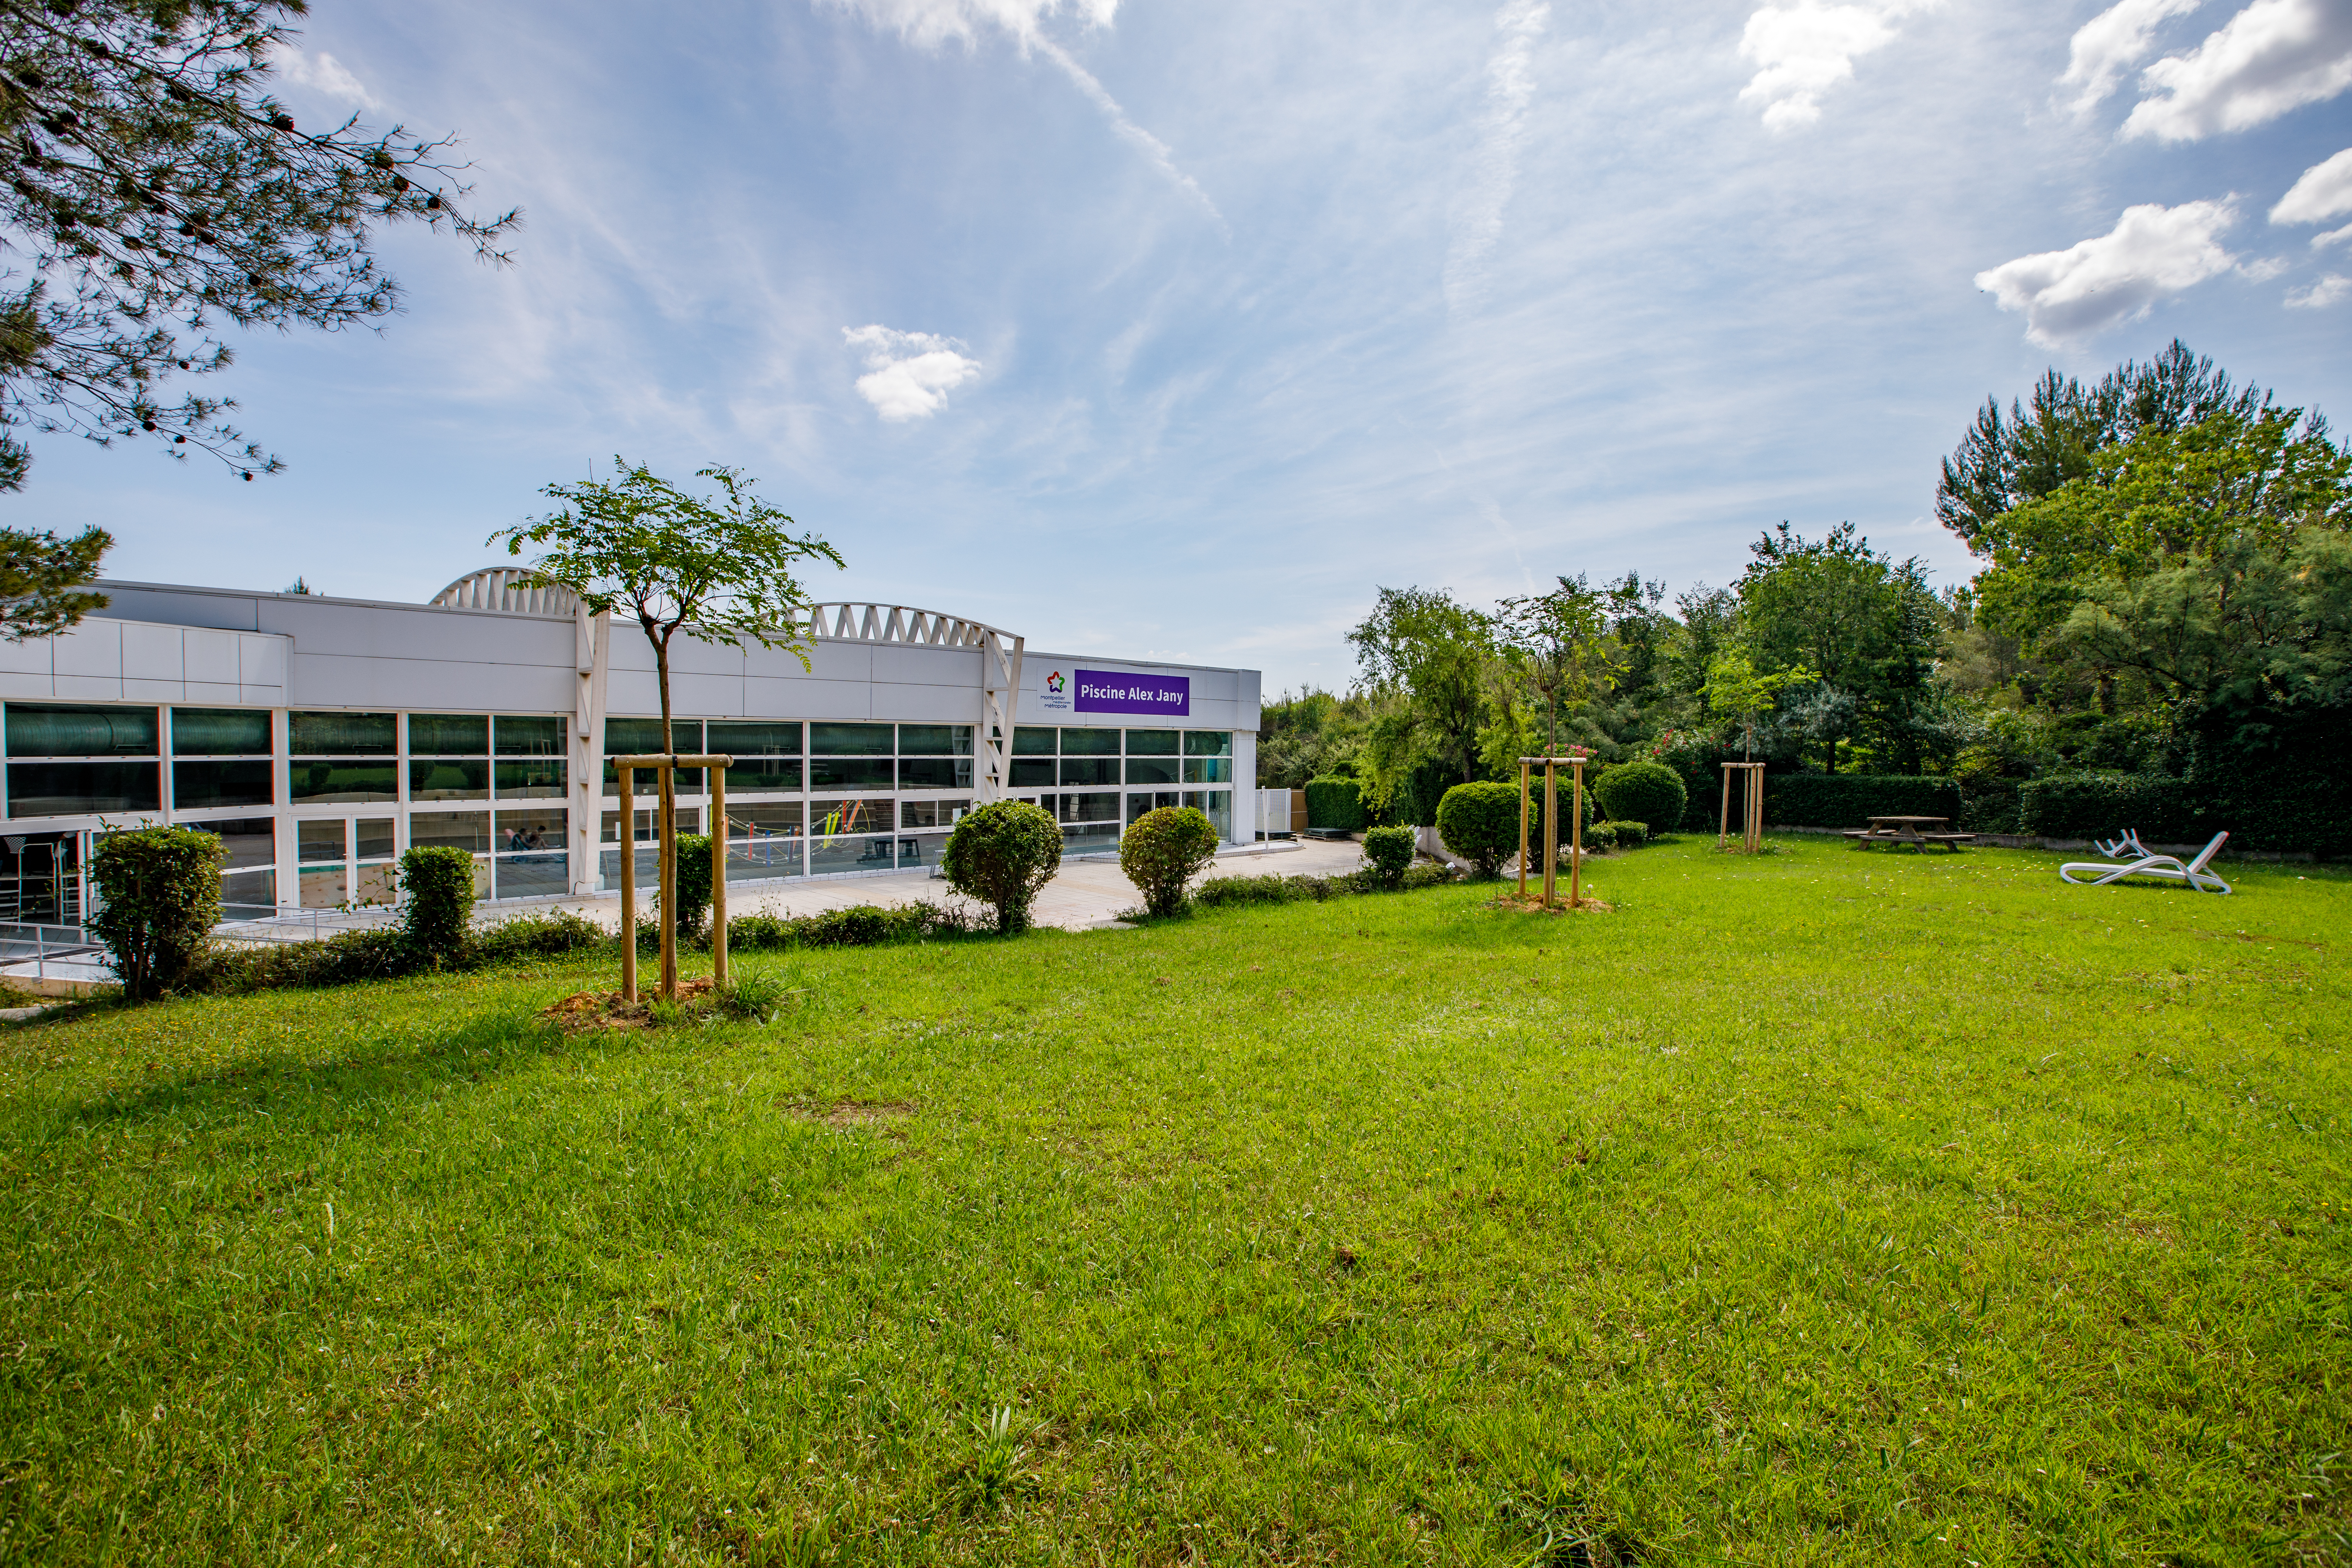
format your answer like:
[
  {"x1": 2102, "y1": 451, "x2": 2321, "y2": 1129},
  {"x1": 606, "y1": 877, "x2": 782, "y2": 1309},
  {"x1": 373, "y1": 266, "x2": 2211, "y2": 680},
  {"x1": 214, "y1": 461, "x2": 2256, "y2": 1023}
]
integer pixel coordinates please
[{"x1": 0, "y1": 578, "x2": 1262, "y2": 922}]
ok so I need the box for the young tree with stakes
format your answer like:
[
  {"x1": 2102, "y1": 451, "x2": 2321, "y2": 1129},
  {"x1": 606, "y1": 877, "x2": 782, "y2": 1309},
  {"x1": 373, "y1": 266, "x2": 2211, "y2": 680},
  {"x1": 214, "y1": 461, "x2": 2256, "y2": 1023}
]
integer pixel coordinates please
[
  {"x1": 491, "y1": 461, "x2": 843, "y2": 998},
  {"x1": 0, "y1": 0, "x2": 518, "y2": 488}
]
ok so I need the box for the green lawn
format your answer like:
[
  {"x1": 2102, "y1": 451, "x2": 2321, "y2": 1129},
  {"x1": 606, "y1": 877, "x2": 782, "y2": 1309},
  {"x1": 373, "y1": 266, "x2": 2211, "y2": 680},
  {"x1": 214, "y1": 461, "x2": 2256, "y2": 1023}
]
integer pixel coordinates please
[{"x1": 2, "y1": 838, "x2": 2347, "y2": 1566}]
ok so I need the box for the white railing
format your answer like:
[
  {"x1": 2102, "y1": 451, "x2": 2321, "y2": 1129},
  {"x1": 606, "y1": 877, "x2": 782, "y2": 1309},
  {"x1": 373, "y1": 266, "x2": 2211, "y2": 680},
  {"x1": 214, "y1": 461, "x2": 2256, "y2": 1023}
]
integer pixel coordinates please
[
  {"x1": 430, "y1": 568, "x2": 580, "y2": 617},
  {"x1": 796, "y1": 602, "x2": 1009, "y2": 647}
]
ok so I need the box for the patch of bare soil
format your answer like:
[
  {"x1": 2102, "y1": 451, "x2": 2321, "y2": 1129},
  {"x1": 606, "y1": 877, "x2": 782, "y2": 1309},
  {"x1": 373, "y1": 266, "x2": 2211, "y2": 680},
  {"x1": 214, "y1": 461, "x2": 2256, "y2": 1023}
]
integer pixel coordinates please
[
  {"x1": 541, "y1": 978, "x2": 718, "y2": 1032},
  {"x1": 784, "y1": 1099, "x2": 917, "y2": 1129},
  {"x1": 1493, "y1": 894, "x2": 1615, "y2": 915}
]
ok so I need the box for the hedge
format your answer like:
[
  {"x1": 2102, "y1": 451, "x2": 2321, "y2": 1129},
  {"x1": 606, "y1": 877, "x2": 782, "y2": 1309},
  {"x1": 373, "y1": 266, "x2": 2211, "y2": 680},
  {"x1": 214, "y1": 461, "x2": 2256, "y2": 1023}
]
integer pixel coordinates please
[
  {"x1": 1192, "y1": 862, "x2": 1459, "y2": 909},
  {"x1": 1760, "y1": 773, "x2": 1962, "y2": 828},
  {"x1": 1303, "y1": 777, "x2": 1368, "y2": 832},
  {"x1": 2018, "y1": 773, "x2": 2205, "y2": 843}
]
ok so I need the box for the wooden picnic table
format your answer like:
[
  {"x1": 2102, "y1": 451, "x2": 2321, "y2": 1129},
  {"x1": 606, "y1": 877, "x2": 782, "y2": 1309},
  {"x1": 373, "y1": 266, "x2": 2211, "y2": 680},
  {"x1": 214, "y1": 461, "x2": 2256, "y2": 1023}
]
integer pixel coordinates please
[{"x1": 1843, "y1": 814, "x2": 1975, "y2": 853}]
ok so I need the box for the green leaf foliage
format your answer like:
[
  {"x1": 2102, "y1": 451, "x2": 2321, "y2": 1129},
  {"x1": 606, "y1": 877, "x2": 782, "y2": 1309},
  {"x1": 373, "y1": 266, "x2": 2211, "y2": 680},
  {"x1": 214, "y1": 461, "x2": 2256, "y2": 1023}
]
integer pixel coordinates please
[
  {"x1": 0, "y1": 525, "x2": 109, "y2": 640},
  {"x1": 941, "y1": 800, "x2": 1062, "y2": 934},
  {"x1": 1435, "y1": 780, "x2": 1520, "y2": 878},
  {"x1": 1361, "y1": 823, "x2": 1415, "y2": 889},
  {"x1": 397, "y1": 845, "x2": 476, "y2": 964},
  {"x1": 1302, "y1": 776, "x2": 1367, "y2": 831},
  {"x1": 1119, "y1": 807, "x2": 1220, "y2": 919},
  {"x1": 1759, "y1": 773, "x2": 1961, "y2": 828},
  {"x1": 87, "y1": 824, "x2": 221, "y2": 999},
  {"x1": 1593, "y1": 761, "x2": 1687, "y2": 832}
]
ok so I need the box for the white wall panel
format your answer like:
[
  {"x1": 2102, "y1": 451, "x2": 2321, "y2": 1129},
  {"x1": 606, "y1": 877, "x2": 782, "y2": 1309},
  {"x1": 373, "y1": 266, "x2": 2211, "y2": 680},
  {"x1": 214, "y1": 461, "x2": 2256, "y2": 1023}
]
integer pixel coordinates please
[{"x1": 184, "y1": 628, "x2": 240, "y2": 687}]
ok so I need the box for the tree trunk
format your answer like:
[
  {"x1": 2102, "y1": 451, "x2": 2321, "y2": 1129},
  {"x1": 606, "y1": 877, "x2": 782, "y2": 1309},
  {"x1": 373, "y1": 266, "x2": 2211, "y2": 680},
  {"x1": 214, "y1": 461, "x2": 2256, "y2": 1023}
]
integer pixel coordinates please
[{"x1": 654, "y1": 632, "x2": 678, "y2": 999}]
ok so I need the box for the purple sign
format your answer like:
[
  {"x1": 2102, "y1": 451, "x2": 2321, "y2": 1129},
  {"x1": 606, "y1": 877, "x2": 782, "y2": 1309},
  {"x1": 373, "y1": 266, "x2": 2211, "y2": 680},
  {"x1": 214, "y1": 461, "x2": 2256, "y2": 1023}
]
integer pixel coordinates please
[{"x1": 1074, "y1": 668, "x2": 1190, "y2": 716}]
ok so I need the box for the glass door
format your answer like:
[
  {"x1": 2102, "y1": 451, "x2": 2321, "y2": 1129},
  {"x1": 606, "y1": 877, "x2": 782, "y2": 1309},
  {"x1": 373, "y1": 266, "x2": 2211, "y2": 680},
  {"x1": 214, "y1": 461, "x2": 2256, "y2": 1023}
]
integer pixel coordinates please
[{"x1": 298, "y1": 816, "x2": 400, "y2": 908}]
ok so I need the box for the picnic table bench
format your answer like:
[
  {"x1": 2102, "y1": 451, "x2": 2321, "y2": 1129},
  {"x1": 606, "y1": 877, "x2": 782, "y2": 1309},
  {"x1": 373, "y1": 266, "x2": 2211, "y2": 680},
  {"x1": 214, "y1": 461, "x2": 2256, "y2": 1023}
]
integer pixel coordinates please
[{"x1": 1842, "y1": 814, "x2": 1975, "y2": 853}]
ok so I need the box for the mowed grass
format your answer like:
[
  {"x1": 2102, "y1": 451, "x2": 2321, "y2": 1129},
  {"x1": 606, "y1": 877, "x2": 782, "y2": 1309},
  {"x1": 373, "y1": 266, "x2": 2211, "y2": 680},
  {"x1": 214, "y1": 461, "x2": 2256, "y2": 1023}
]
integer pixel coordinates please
[{"x1": 1, "y1": 840, "x2": 2347, "y2": 1567}]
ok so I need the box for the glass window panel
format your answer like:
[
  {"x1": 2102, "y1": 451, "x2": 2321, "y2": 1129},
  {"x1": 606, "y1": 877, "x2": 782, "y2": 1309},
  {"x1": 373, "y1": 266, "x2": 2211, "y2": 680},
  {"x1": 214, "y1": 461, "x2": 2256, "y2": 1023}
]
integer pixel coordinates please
[
  {"x1": 604, "y1": 758, "x2": 699, "y2": 790},
  {"x1": 603, "y1": 717, "x2": 683, "y2": 756},
  {"x1": 356, "y1": 818, "x2": 397, "y2": 860},
  {"x1": 290, "y1": 712, "x2": 395, "y2": 756},
  {"x1": 1008, "y1": 759, "x2": 1055, "y2": 788},
  {"x1": 493, "y1": 854, "x2": 568, "y2": 900},
  {"x1": 1184, "y1": 730, "x2": 1233, "y2": 757},
  {"x1": 6, "y1": 761, "x2": 160, "y2": 816},
  {"x1": 7, "y1": 703, "x2": 158, "y2": 758},
  {"x1": 809, "y1": 721, "x2": 893, "y2": 755},
  {"x1": 493, "y1": 758, "x2": 567, "y2": 799},
  {"x1": 899, "y1": 757, "x2": 973, "y2": 790},
  {"x1": 409, "y1": 811, "x2": 491, "y2": 854},
  {"x1": 494, "y1": 715, "x2": 566, "y2": 756},
  {"x1": 352, "y1": 863, "x2": 398, "y2": 905},
  {"x1": 189, "y1": 817, "x2": 274, "y2": 869},
  {"x1": 1060, "y1": 727, "x2": 1119, "y2": 755},
  {"x1": 1055, "y1": 791, "x2": 1122, "y2": 824},
  {"x1": 220, "y1": 867, "x2": 275, "y2": 912},
  {"x1": 495, "y1": 807, "x2": 566, "y2": 852},
  {"x1": 811, "y1": 797, "x2": 894, "y2": 836},
  {"x1": 1011, "y1": 726, "x2": 1057, "y2": 756},
  {"x1": 1198, "y1": 790, "x2": 1234, "y2": 840},
  {"x1": 896, "y1": 832, "x2": 951, "y2": 873},
  {"x1": 408, "y1": 758, "x2": 489, "y2": 800},
  {"x1": 407, "y1": 713, "x2": 488, "y2": 755},
  {"x1": 708, "y1": 720, "x2": 802, "y2": 755},
  {"x1": 730, "y1": 800, "x2": 804, "y2": 835},
  {"x1": 601, "y1": 807, "x2": 655, "y2": 844},
  {"x1": 897, "y1": 724, "x2": 973, "y2": 756},
  {"x1": 297, "y1": 819, "x2": 346, "y2": 863},
  {"x1": 808, "y1": 833, "x2": 897, "y2": 875},
  {"x1": 724, "y1": 758, "x2": 802, "y2": 793},
  {"x1": 1127, "y1": 790, "x2": 1181, "y2": 824},
  {"x1": 1059, "y1": 757, "x2": 1119, "y2": 786},
  {"x1": 719, "y1": 802, "x2": 805, "y2": 879},
  {"x1": 170, "y1": 707, "x2": 270, "y2": 756},
  {"x1": 290, "y1": 761, "x2": 397, "y2": 803},
  {"x1": 298, "y1": 867, "x2": 346, "y2": 909},
  {"x1": 1125, "y1": 728, "x2": 1179, "y2": 756},
  {"x1": 1125, "y1": 756, "x2": 1180, "y2": 786},
  {"x1": 898, "y1": 797, "x2": 969, "y2": 830},
  {"x1": 809, "y1": 756, "x2": 894, "y2": 790},
  {"x1": 173, "y1": 759, "x2": 273, "y2": 810},
  {"x1": 1183, "y1": 757, "x2": 1232, "y2": 784}
]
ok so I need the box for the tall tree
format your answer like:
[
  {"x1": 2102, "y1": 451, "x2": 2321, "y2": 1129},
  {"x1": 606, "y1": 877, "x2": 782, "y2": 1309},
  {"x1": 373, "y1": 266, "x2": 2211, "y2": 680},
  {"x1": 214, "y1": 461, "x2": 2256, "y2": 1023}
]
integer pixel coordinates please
[
  {"x1": 0, "y1": 0, "x2": 517, "y2": 488},
  {"x1": 1347, "y1": 586, "x2": 1491, "y2": 787},
  {"x1": 1738, "y1": 523, "x2": 1938, "y2": 772},
  {"x1": 1496, "y1": 575, "x2": 1617, "y2": 757},
  {"x1": 492, "y1": 461, "x2": 842, "y2": 996},
  {"x1": 1936, "y1": 340, "x2": 2281, "y2": 553},
  {"x1": 0, "y1": 521, "x2": 107, "y2": 637}
]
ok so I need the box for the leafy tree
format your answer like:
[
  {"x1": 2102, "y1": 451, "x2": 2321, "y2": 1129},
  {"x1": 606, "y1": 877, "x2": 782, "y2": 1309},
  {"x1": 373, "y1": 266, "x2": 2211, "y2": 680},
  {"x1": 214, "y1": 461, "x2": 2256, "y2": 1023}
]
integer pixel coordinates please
[
  {"x1": 0, "y1": 522, "x2": 108, "y2": 638},
  {"x1": 1495, "y1": 575, "x2": 1618, "y2": 757},
  {"x1": 1347, "y1": 586, "x2": 1491, "y2": 791},
  {"x1": 1737, "y1": 523, "x2": 1938, "y2": 771},
  {"x1": 1937, "y1": 340, "x2": 2282, "y2": 552},
  {"x1": 492, "y1": 460, "x2": 842, "y2": 994},
  {"x1": 1700, "y1": 651, "x2": 1813, "y2": 759},
  {"x1": 1601, "y1": 571, "x2": 1671, "y2": 707},
  {"x1": 0, "y1": 0, "x2": 518, "y2": 488}
]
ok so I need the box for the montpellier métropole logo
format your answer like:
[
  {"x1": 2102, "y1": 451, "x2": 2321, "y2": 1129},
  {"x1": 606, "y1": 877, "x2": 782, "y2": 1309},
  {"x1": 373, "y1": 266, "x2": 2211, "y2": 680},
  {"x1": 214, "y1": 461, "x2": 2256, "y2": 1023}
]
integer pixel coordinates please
[{"x1": 1046, "y1": 671, "x2": 1065, "y2": 694}]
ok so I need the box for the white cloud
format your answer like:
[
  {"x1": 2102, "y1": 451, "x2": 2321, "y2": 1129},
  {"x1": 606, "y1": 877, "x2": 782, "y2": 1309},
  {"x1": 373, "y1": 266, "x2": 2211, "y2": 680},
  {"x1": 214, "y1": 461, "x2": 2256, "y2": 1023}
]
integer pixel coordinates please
[
  {"x1": 2270, "y1": 145, "x2": 2352, "y2": 223},
  {"x1": 2287, "y1": 272, "x2": 2352, "y2": 306},
  {"x1": 273, "y1": 45, "x2": 381, "y2": 109},
  {"x1": 1443, "y1": 0, "x2": 1548, "y2": 315},
  {"x1": 1736, "y1": 0, "x2": 1932, "y2": 131},
  {"x1": 2315, "y1": 222, "x2": 2352, "y2": 249},
  {"x1": 843, "y1": 325, "x2": 983, "y2": 421},
  {"x1": 1974, "y1": 200, "x2": 2238, "y2": 345},
  {"x1": 822, "y1": 0, "x2": 1222, "y2": 229},
  {"x1": 2121, "y1": 0, "x2": 2352, "y2": 142},
  {"x1": 2056, "y1": 0, "x2": 2200, "y2": 115}
]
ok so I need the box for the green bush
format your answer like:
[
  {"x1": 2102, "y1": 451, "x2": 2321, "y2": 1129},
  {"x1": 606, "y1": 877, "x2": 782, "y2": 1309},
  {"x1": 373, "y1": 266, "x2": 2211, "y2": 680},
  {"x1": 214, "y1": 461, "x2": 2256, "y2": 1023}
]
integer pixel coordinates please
[
  {"x1": 2018, "y1": 773, "x2": 2203, "y2": 843},
  {"x1": 397, "y1": 845, "x2": 476, "y2": 964},
  {"x1": 192, "y1": 926, "x2": 415, "y2": 993},
  {"x1": 1120, "y1": 806, "x2": 1221, "y2": 917},
  {"x1": 88, "y1": 825, "x2": 223, "y2": 999},
  {"x1": 1303, "y1": 777, "x2": 1368, "y2": 832},
  {"x1": 727, "y1": 901, "x2": 975, "y2": 952},
  {"x1": 1760, "y1": 773, "x2": 1962, "y2": 828},
  {"x1": 473, "y1": 909, "x2": 606, "y2": 963},
  {"x1": 1435, "y1": 782, "x2": 1521, "y2": 878},
  {"x1": 1594, "y1": 761, "x2": 1687, "y2": 833},
  {"x1": 1605, "y1": 820, "x2": 1648, "y2": 847},
  {"x1": 941, "y1": 800, "x2": 1064, "y2": 934},
  {"x1": 666, "y1": 833, "x2": 713, "y2": 944},
  {"x1": 1583, "y1": 821, "x2": 1619, "y2": 852},
  {"x1": 1192, "y1": 862, "x2": 1460, "y2": 910},
  {"x1": 1362, "y1": 824, "x2": 1415, "y2": 889}
]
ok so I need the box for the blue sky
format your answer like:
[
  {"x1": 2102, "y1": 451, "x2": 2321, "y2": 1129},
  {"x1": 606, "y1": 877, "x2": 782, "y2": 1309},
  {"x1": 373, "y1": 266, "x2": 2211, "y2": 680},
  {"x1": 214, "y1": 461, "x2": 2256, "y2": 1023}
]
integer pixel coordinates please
[{"x1": 18, "y1": 0, "x2": 2352, "y2": 694}]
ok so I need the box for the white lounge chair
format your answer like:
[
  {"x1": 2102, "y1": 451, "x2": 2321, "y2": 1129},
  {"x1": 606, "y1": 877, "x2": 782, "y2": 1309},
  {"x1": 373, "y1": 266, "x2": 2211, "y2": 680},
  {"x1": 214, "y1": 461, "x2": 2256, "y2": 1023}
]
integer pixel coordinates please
[
  {"x1": 2060, "y1": 831, "x2": 2232, "y2": 895},
  {"x1": 2093, "y1": 828, "x2": 2151, "y2": 859}
]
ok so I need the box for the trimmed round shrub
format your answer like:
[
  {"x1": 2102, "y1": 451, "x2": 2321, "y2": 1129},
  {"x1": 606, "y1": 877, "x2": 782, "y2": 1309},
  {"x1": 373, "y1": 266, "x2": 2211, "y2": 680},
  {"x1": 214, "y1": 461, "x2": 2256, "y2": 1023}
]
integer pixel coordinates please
[
  {"x1": 1595, "y1": 761, "x2": 1687, "y2": 834},
  {"x1": 942, "y1": 799, "x2": 1064, "y2": 934},
  {"x1": 1120, "y1": 806, "x2": 1220, "y2": 917},
  {"x1": 398, "y1": 844, "x2": 477, "y2": 964},
  {"x1": 1607, "y1": 820, "x2": 1648, "y2": 847},
  {"x1": 89, "y1": 825, "x2": 223, "y2": 1000},
  {"x1": 1304, "y1": 776, "x2": 1367, "y2": 832},
  {"x1": 1436, "y1": 781, "x2": 1521, "y2": 878},
  {"x1": 1584, "y1": 821, "x2": 1620, "y2": 852},
  {"x1": 1362, "y1": 823, "x2": 1415, "y2": 889},
  {"x1": 667, "y1": 833, "x2": 713, "y2": 944}
]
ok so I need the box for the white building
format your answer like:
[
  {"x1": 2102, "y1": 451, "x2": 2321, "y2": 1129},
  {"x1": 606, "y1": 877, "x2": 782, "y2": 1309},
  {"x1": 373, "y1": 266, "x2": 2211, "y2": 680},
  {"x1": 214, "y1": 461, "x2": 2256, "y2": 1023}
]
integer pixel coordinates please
[{"x1": 0, "y1": 571, "x2": 1262, "y2": 923}]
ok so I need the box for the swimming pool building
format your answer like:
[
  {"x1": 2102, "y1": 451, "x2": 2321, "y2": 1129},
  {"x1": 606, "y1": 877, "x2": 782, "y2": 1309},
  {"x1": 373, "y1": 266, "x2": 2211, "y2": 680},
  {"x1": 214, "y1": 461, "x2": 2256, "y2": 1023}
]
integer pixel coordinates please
[{"x1": 0, "y1": 570, "x2": 1263, "y2": 923}]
